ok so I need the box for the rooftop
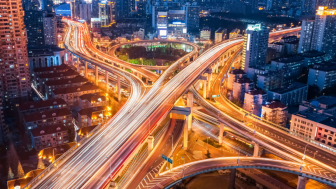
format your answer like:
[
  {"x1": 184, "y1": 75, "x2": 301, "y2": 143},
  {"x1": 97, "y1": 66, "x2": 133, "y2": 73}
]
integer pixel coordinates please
[
  {"x1": 24, "y1": 108, "x2": 71, "y2": 123},
  {"x1": 45, "y1": 75, "x2": 88, "y2": 86},
  {"x1": 19, "y1": 99, "x2": 67, "y2": 111},
  {"x1": 38, "y1": 142, "x2": 76, "y2": 158},
  {"x1": 215, "y1": 27, "x2": 226, "y2": 33},
  {"x1": 246, "y1": 89, "x2": 266, "y2": 95},
  {"x1": 38, "y1": 69, "x2": 79, "y2": 79},
  {"x1": 77, "y1": 125, "x2": 98, "y2": 136},
  {"x1": 295, "y1": 110, "x2": 336, "y2": 128},
  {"x1": 80, "y1": 92, "x2": 107, "y2": 102},
  {"x1": 230, "y1": 69, "x2": 246, "y2": 75},
  {"x1": 269, "y1": 82, "x2": 307, "y2": 94},
  {"x1": 28, "y1": 46, "x2": 65, "y2": 57},
  {"x1": 298, "y1": 50, "x2": 325, "y2": 58},
  {"x1": 272, "y1": 55, "x2": 304, "y2": 63},
  {"x1": 310, "y1": 61, "x2": 336, "y2": 71},
  {"x1": 30, "y1": 124, "x2": 68, "y2": 137},
  {"x1": 235, "y1": 77, "x2": 253, "y2": 84},
  {"x1": 78, "y1": 106, "x2": 107, "y2": 118},
  {"x1": 263, "y1": 100, "x2": 286, "y2": 109},
  {"x1": 34, "y1": 64, "x2": 71, "y2": 73},
  {"x1": 53, "y1": 83, "x2": 100, "y2": 95}
]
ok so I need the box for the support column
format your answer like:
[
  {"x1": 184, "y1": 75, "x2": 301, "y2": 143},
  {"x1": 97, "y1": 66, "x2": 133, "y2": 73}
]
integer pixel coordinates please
[
  {"x1": 297, "y1": 176, "x2": 309, "y2": 189},
  {"x1": 229, "y1": 168, "x2": 236, "y2": 189},
  {"x1": 147, "y1": 136, "x2": 154, "y2": 152},
  {"x1": 203, "y1": 80, "x2": 207, "y2": 99},
  {"x1": 84, "y1": 61, "x2": 88, "y2": 78},
  {"x1": 183, "y1": 117, "x2": 188, "y2": 150},
  {"x1": 145, "y1": 78, "x2": 148, "y2": 85},
  {"x1": 219, "y1": 123, "x2": 224, "y2": 145},
  {"x1": 105, "y1": 70, "x2": 109, "y2": 92},
  {"x1": 77, "y1": 58, "x2": 80, "y2": 73},
  {"x1": 207, "y1": 73, "x2": 211, "y2": 98},
  {"x1": 187, "y1": 91, "x2": 193, "y2": 131},
  {"x1": 186, "y1": 114, "x2": 192, "y2": 131},
  {"x1": 95, "y1": 66, "x2": 99, "y2": 85},
  {"x1": 117, "y1": 76, "x2": 121, "y2": 101},
  {"x1": 170, "y1": 157, "x2": 173, "y2": 169},
  {"x1": 253, "y1": 142, "x2": 259, "y2": 157}
]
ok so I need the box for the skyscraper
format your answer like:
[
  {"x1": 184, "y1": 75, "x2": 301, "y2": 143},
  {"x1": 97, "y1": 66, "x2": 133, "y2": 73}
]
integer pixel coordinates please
[
  {"x1": 183, "y1": 2, "x2": 200, "y2": 30},
  {"x1": 241, "y1": 24, "x2": 269, "y2": 72},
  {"x1": 0, "y1": 0, "x2": 31, "y2": 110},
  {"x1": 298, "y1": 20, "x2": 314, "y2": 53},
  {"x1": 310, "y1": 6, "x2": 336, "y2": 60}
]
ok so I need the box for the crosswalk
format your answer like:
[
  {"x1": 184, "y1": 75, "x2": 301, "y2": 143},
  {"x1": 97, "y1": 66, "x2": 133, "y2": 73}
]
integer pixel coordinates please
[{"x1": 137, "y1": 162, "x2": 165, "y2": 189}]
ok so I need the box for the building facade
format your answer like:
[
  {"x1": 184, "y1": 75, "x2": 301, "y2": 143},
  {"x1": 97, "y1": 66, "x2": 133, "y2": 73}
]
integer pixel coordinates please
[
  {"x1": 267, "y1": 82, "x2": 308, "y2": 106},
  {"x1": 79, "y1": 92, "x2": 109, "y2": 109},
  {"x1": 307, "y1": 60, "x2": 336, "y2": 91},
  {"x1": 77, "y1": 106, "x2": 110, "y2": 127},
  {"x1": 30, "y1": 124, "x2": 69, "y2": 150},
  {"x1": 232, "y1": 77, "x2": 254, "y2": 102},
  {"x1": 298, "y1": 20, "x2": 314, "y2": 54},
  {"x1": 244, "y1": 89, "x2": 267, "y2": 116},
  {"x1": 261, "y1": 100, "x2": 287, "y2": 127}
]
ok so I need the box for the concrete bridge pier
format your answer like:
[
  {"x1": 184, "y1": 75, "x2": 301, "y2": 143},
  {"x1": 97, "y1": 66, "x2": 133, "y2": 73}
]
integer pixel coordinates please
[
  {"x1": 170, "y1": 106, "x2": 191, "y2": 150},
  {"x1": 187, "y1": 92, "x2": 193, "y2": 131},
  {"x1": 77, "y1": 58, "x2": 80, "y2": 72},
  {"x1": 253, "y1": 142, "x2": 259, "y2": 157},
  {"x1": 147, "y1": 136, "x2": 154, "y2": 152},
  {"x1": 95, "y1": 66, "x2": 99, "y2": 85},
  {"x1": 297, "y1": 176, "x2": 309, "y2": 189},
  {"x1": 219, "y1": 123, "x2": 224, "y2": 145},
  {"x1": 85, "y1": 61, "x2": 88, "y2": 77},
  {"x1": 203, "y1": 80, "x2": 207, "y2": 99},
  {"x1": 229, "y1": 168, "x2": 236, "y2": 189},
  {"x1": 105, "y1": 71, "x2": 109, "y2": 92}
]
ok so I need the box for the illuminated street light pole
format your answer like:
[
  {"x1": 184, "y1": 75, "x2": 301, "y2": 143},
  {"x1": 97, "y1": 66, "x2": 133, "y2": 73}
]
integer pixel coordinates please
[{"x1": 314, "y1": 151, "x2": 318, "y2": 159}]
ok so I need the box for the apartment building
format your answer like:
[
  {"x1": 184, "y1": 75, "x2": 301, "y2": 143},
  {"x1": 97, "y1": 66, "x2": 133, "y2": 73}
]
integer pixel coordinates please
[
  {"x1": 299, "y1": 96, "x2": 336, "y2": 117},
  {"x1": 30, "y1": 124, "x2": 69, "y2": 150},
  {"x1": 37, "y1": 69, "x2": 79, "y2": 93},
  {"x1": 261, "y1": 100, "x2": 287, "y2": 127},
  {"x1": 23, "y1": 108, "x2": 72, "y2": 130},
  {"x1": 268, "y1": 82, "x2": 308, "y2": 106},
  {"x1": 52, "y1": 83, "x2": 101, "y2": 106},
  {"x1": 77, "y1": 106, "x2": 111, "y2": 127},
  {"x1": 79, "y1": 92, "x2": 109, "y2": 109},
  {"x1": 215, "y1": 27, "x2": 227, "y2": 43},
  {"x1": 227, "y1": 69, "x2": 247, "y2": 91},
  {"x1": 232, "y1": 77, "x2": 254, "y2": 102},
  {"x1": 307, "y1": 60, "x2": 336, "y2": 91},
  {"x1": 244, "y1": 89, "x2": 267, "y2": 116},
  {"x1": 44, "y1": 75, "x2": 88, "y2": 99},
  {"x1": 298, "y1": 20, "x2": 314, "y2": 53},
  {"x1": 270, "y1": 56, "x2": 304, "y2": 86},
  {"x1": 38, "y1": 142, "x2": 76, "y2": 163},
  {"x1": 297, "y1": 50, "x2": 326, "y2": 68},
  {"x1": 18, "y1": 98, "x2": 67, "y2": 115}
]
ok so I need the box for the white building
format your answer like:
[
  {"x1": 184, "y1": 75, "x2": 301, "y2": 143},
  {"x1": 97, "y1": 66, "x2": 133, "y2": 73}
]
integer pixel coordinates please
[
  {"x1": 232, "y1": 77, "x2": 254, "y2": 102},
  {"x1": 267, "y1": 82, "x2": 308, "y2": 106},
  {"x1": 215, "y1": 27, "x2": 227, "y2": 43},
  {"x1": 261, "y1": 100, "x2": 287, "y2": 127},
  {"x1": 244, "y1": 89, "x2": 267, "y2": 116},
  {"x1": 298, "y1": 20, "x2": 314, "y2": 54},
  {"x1": 241, "y1": 24, "x2": 269, "y2": 72},
  {"x1": 133, "y1": 28, "x2": 145, "y2": 40},
  {"x1": 200, "y1": 27, "x2": 211, "y2": 41},
  {"x1": 227, "y1": 69, "x2": 246, "y2": 90},
  {"x1": 310, "y1": 7, "x2": 336, "y2": 60},
  {"x1": 307, "y1": 60, "x2": 336, "y2": 91}
]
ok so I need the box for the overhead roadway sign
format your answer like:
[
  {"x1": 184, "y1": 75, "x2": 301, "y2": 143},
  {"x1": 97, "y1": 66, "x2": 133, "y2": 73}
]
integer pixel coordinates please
[
  {"x1": 168, "y1": 158, "x2": 173, "y2": 164},
  {"x1": 212, "y1": 94, "x2": 220, "y2": 98},
  {"x1": 162, "y1": 154, "x2": 167, "y2": 161}
]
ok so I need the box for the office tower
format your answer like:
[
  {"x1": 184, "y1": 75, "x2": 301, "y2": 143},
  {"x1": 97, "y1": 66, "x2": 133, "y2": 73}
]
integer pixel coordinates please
[
  {"x1": 318, "y1": 0, "x2": 336, "y2": 8},
  {"x1": 115, "y1": 0, "x2": 131, "y2": 20},
  {"x1": 137, "y1": 0, "x2": 147, "y2": 17},
  {"x1": 0, "y1": 0, "x2": 31, "y2": 110},
  {"x1": 241, "y1": 24, "x2": 269, "y2": 72},
  {"x1": 311, "y1": 6, "x2": 336, "y2": 60},
  {"x1": 298, "y1": 20, "x2": 314, "y2": 53},
  {"x1": 183, "y1": 2, "x2": 200, "y2": 30},
  {"x1": 43, "y1": 12, "x2": 57, "y2": 46},
  {"x1": 80, "y1": 3, "x2": 92, "y2": 22},
  {"x1": 99, "y1": 1, "x2": 115, "y2": 26},
  {"x1": 70, "y1": 0, "x2": 80, "y2": 20},
  {"x1": 91, "y1": 0, "x2": 100, "y2": 18},
  {"x1": 25, "y1": 10, "x2": 57, "y2": 47},
  {"x1": 301, "y1": 0, "x2": 316, "y2": 13}
]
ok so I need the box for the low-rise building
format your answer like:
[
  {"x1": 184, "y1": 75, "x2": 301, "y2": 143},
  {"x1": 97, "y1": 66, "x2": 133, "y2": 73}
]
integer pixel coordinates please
[
  {"x1": 77, "y1": 106, "x2": 111, "y2": 127},
  {"x1": 297, "y1": 50, "x2": 325, "y2": 68},
  {"x1": 270, "y1": 56, "x2": 304, "y2": 77},
  {"x1": 290, "y1": 110, "x2": 336, "y2": 147},
  {"x1": 79, "y1": 92, "x2": 109, "y2": 109},
  {"x1": 244, "y1": 89, "x2": 267, "y2": 116},
  {"x1": 227, "y1": 69, "x2": 246, "y2": 91},
  {"x1": 200, "y1": 27, "x2": 211, "y2": 40},
  {"x1": 30, "y1": 124, "x2": 69, "y2": 150},
  {"x1": 267, "y1": 82, "x2": 308, "y2": 106},
  {"x1": 38, "y1": 142, "x2": 76, "y2": 163},
  {"x1": 232, "y1": 77, "x2": 254, "y2": 102},
  {"x1": 77, "y1": 125, "x2": 98, "y2": 140},
  {"x1": 36, "y1": 69, "x2": 79, "y2": 93},
  {"x1": 44, "y1": 75, "x2": 89, "y2": 99},
  {"x1": 33, "y1": 64, "x2": 72, "y2": 84},
  {"x1": 18, "y1": 99, "x2": 67, "y2": 115},
  {"x1": 23, "y1": 108, "x2": 72, "y2": 130},
  {"x1": 229, "y1": 28, "x2": 240, "y2": 39},
  {"x1": 299, "y1": 96, "x2": 336, "y2": 117},
  {"x1": 52, "y1": 83, "x2": 101, "y2": 106},
  {"x1": 261, "y1": 100, "x2": 288, "y2": 127},
  {"x1": 215, "y1": 27, "x2": 227, "y2": 43},
  {"x1": 307, "y1": 60, "x2": 336, "y2": 91}
]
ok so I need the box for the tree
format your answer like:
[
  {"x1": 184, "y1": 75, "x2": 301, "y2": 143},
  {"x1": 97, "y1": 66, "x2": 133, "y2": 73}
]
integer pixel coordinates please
[
  {"x1": 307, "y1": 84, "x2": 320, "y2": 100},
  {"x1": 17, "y1": 161, "x2": 25, "y2": 178},
  {"x1": 119, "y1": 55, "x2": 128, "y2": 62},
  {"x1": 205, "y1": 150, "x2": 211, "y2": 158},
  {"x1": 8, "y1": 167, "x2": 14, "y2": 180}
]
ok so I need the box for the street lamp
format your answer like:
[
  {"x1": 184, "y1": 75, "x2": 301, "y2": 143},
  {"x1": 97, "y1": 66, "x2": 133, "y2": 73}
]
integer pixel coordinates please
[
  {"x1": 181, "y1": 155, "x2": 185, "y2": 181},
  {"x1": 207, "y1": 137, "x2": 210, "y2": 150},
  {"x1": 301, "y1": 144, "x2": 309, "y2": 171},
  {"x1": 314, "y1": 151, "x2": 318, "y2": 159},
  {"x1": 52, "y1": 148, "x2": 57, "y2": 163}
]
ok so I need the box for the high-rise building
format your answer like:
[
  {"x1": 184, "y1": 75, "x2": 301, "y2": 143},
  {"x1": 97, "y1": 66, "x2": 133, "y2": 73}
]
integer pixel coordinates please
[
  {"x1": 310, "y1": 6, "x2": 336, "y2": 60},
  {"x1": 298, "y1": 20, "x2": 314, "y2": 53},
  {"x1": 241, "y1": 24, "x2": 269, "y2": 72},
  {"x1": 301, "y1": 0, "x2": 316, "y2": 13},
  {"x1": 99, "y1": 1, "x2": 115, "y2": 27},
  {"x1": 318, "y1": 0, "x2": 336, "y2": 9},
  {"x1": 70, "y1": 0, "x2": 80, "y2": 20},
  {"x1": 115, "y1": 0, "x2": 131, "y2": 20},
  {"x1": 0, "y1": 0, "x2": 31, "y2": 111},
  {"x1": 43, "y1": 12, "x2": 57, "y2": 46},
  {"x1": 183, "y1": 2, "x2": 200, "y2": 30},
  {"x1": 80, "y1": 3, "x2": 92, "y2": 22}
]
